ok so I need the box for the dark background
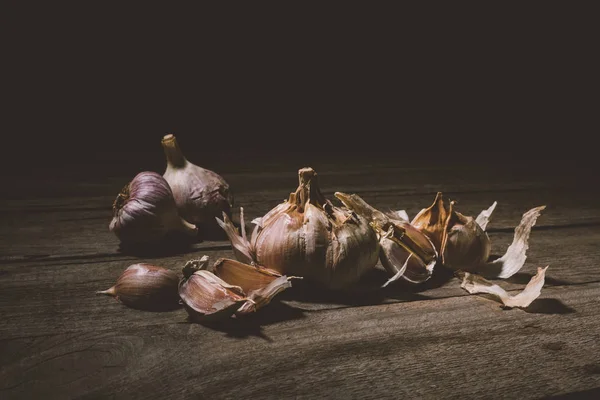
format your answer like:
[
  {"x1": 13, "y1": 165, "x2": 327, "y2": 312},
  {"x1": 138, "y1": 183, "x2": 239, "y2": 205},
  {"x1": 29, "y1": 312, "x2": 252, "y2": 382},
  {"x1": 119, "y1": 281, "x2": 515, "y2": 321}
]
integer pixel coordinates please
[{"x1": 2, "y1": 3, "x2": 597, "y2": 180}]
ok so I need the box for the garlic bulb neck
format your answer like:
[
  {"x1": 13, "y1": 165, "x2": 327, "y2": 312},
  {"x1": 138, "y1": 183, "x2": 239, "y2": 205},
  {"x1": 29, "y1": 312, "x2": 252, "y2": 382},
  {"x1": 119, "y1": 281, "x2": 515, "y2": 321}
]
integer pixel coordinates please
[
  {"x1": 289, "y1": 167, "x2": 327, "y2": 211},
  {"x1": 162, "y1": 134, "x2": 187, "y2": 169}
]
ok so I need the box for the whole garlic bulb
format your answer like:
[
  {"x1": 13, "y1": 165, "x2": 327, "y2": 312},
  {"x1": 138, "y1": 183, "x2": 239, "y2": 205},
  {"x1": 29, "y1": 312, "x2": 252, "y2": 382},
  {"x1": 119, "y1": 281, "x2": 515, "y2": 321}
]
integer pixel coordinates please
[
  {"x1": 97, "y1": 264, "x2": 180, "y2": 310},
  {"x1": 162, "y1": 134, "x2": 233, "y2": 236},
  {"x1": 218, "y1": 167, "x2": 380, "y2": 290},
  {"x1": 109, "y1": 171, "x2": 197, "y2": 244},
  {"x1": 412, "y1": 192, "x2": 491, "y2": 271}
]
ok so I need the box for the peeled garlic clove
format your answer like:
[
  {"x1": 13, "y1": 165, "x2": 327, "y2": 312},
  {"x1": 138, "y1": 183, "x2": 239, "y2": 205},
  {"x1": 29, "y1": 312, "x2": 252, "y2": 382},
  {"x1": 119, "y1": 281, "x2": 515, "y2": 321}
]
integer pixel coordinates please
[
  {"x1": 460, "y1": 266, "x2": 548, "y2": 308},
  {"x1": 109, "y1": 171, "x2": 197, "y2": 244},
  {"x1": 179, "y1": 261, "x2": 248, "y2": 322},
  {"x1": 162, "y1": 134, "x2": 233, "y2": 235},
  {"x1": 218, "y1": 168, "x2": 380, "y2": 290},
  {"x1": 97, "y1": 264, "x2": 180, "y2": 310},
  {"x1": 442, "y1": 206, "x2": 492, "y2": 271}
]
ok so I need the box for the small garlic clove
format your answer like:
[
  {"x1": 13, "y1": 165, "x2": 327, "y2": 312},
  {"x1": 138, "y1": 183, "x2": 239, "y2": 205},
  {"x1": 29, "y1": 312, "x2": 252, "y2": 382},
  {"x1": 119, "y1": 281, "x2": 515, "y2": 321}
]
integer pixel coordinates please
[
  {"x1": 477, "y1": 205, "x2": 546, "y2": 279},
  {"x1": 97, "y1": 264, "x2": 180, "y2": 311},
  {"x1": 179, "y1": 265, "x2": 249, "y2": 322},
  {"x1": 475, "y1": 201, "x2": 498, "y2": 231},
  {"x1": 441, "y1": 207, "x2": 492, "y2": 271},
  {"x1": 109, "y1": 171, "x2": 197, "y2": 244},
  {"x1": 460, "y1": 266, "x2": 548, "y2": 308}
]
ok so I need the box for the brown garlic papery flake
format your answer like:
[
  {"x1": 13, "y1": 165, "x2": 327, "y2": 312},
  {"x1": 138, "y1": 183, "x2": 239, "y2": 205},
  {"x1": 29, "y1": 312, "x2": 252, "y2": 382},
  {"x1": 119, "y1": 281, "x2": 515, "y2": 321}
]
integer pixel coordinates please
[
  {"x1": 97, "y1": 264, "x2": 180, "y2": 310},
  {"x1": 109, "y1": 171, "x2": 197, "y2": 244},
  {"x1": 162, "y1": 134, "x2": 233, "y2": 233},
  {"x1": 334, "y1": 192, "x2": 438, "y2": 285},
  {"x1": 178, "y1": 257, "x2": 294, "y2": 321},
  {"x1": 217, "y1": 168, "x2": 380, "y2": 290}
]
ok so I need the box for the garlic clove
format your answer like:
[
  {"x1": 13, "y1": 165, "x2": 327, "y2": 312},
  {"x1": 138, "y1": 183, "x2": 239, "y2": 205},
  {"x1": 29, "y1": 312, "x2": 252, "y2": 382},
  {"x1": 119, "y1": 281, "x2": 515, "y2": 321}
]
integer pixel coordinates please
[
  {"x1": 97, "y1": 264, "x2": 180, "y2": 311},
  {"x1": 109, "y1": 171, "x2": 197, "y2": 244},
  {"x1": 477, "y1": 205, "x2": 546, "y2": 279},
  {"x1": 460, "y1": 266, "x2": 548, "y2": 308},
  {"x1": 441, "y1": 206, "x2": 492, "y2": 271},
  {"x1": 236, "y1": 275, "x2": 296, "y2": 315},
  {"x1": 162, "y1": 134, "x2": 233, "y2": 238},
  {"x1": 179, "y1": 262, "x2": 249, "y2": 322},
  {"x1": 211, "y1": 257, "x2": 285, "y2": 293},
  {"x1": 336, "y1": 192, "x2": 438, "y2": 284}
]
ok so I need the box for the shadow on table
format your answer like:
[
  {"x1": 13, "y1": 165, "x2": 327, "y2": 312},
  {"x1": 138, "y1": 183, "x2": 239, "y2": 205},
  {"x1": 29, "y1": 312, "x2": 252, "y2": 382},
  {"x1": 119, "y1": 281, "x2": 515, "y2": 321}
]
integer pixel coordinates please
[
  {"x1": 192, "y1": 301, "x2": 306, "y2": 341},
  {"x1": 520, "y1": 298, "x2": 576, "y2": 315}
]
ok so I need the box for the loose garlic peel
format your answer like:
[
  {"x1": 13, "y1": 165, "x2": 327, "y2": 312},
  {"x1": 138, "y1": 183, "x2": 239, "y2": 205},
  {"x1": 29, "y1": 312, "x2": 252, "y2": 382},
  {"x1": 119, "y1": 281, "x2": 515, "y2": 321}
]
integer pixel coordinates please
[
  {"x1": 178, "y1": 257, "x2": 295, "y2": 321},
  {"x1": 217, "y1": 168, "x2": 381, "y2": 290},
  {"x1": 334, "y1": 192, "x2": 438, "y2": 284},
  {"x1": 460, "y1": 266, "x2": 549, "y2": 308}
]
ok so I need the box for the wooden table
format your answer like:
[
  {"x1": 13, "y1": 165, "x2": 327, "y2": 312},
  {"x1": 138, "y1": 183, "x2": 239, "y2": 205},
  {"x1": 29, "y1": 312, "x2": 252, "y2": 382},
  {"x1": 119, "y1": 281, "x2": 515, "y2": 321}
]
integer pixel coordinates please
[{"x1": 1, "y1": 154, "x2": 599, "y2": 399}]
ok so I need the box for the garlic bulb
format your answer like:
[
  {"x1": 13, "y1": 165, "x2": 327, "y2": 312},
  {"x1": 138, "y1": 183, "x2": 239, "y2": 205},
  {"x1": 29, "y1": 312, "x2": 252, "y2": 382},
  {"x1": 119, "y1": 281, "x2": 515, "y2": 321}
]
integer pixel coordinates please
[
  {"x1": 335, "y1": 192, "x2": 438, "y2": 285},
  {"x1": 411, "y1": 192, "x2": 545, "y2": 277},
  {"x1": 178, "y1": 257, "x2": 295, "y2": 321},
  {"x1": 217, "y1": 168, "x2": 380, "y2": 290},
  {"x1": 412, "y1": 192, "x2": 490, "y2": 271},
  {"x1": 162, "y1": 134, "x2": 233, "y2": 237},
  {"x1": 97, "y1": 264, "x2": 180, "y2": 310},
  {"x1": 109, "y1": 171, "x2": 197, "y2": 244}
]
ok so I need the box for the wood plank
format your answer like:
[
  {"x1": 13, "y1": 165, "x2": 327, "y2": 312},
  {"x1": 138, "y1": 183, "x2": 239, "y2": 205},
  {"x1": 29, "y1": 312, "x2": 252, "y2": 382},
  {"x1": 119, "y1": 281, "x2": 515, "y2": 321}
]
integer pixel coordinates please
[
  {"x1": 1, "y1": 225, "x2": 599, "y2": 338},
  {"x1": 1, "y1": 282, "x2": 599, "y2": 399},
  {"x1": 1, "y1": 186, "x2": 598, "y2": 259}
]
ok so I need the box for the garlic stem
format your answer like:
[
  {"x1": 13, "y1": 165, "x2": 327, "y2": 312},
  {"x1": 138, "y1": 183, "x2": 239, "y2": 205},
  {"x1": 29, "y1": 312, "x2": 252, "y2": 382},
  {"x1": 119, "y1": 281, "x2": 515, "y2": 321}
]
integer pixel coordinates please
[{"x1": 161, "y1": 133, "x2": 187, "y2": 168}]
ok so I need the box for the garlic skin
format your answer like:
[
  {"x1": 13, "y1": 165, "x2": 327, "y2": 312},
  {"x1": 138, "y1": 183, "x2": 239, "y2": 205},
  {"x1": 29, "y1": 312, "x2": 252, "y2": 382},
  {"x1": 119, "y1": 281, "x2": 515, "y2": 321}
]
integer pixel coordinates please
[
  {"x1": 162, "y1": 134, "x2": 233, "y2": 235},
  {"x1": 178, "y1": 257, "x2": 294, "y2": 321},
  {"x1": 97, "y1": 264, "x2": 180, "y2": 310},
  {"x1": 218, "y1": 168, "x2": 380, "y2": 290},
  {"x1": 109, "y1": 171, "x2": 197, "y2": 244}
]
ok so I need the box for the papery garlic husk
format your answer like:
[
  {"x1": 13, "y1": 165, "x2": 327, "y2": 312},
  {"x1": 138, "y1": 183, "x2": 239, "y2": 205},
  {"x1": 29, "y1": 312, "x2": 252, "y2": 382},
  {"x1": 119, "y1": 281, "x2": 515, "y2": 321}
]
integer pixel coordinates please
[
  {"x1": 178, "y1": 257, "x2": 295, "y2": 321},
  {"x1": 162, "y1": 134, "x2": 233, "y2": 235},
  {"x1": 97, "y1": 264, "x2": 180, "y2": 310},
  {"x1": 334, "y1": 192, "x2": 438, "y2": 285},
  {"x1": 109, "y1": 171, "x2": 197, "y2": 244},
  {"x1": 460, "y1": 266, "x2": 548, "y2": 308},
  {"x1": 217, "y1": 168, "x2": 380, "y2": 290}
]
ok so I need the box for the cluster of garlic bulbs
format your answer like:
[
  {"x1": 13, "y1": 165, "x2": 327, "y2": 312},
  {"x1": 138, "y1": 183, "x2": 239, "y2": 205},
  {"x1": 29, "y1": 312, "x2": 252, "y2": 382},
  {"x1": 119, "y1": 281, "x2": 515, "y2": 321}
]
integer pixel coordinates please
[
  {"x1": 109, "y1": 134, "x2": 233, "y2": 246},
  {"x1": 101, "y1": 163, "x2": 549, "y2": 320}
]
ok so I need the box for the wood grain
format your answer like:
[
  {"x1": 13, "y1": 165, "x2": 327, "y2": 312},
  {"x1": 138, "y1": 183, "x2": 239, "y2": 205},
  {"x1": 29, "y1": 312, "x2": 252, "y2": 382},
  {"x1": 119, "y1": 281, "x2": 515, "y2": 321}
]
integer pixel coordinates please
[{"x1": 1, "y1": 160, "x2": 599, "y2": 399}]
